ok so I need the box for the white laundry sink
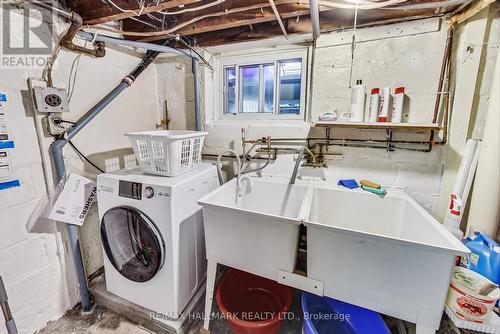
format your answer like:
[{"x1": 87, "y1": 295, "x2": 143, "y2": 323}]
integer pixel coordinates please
[
  {"x1": 198, "y1": 178, "x2": 309, "y2": 280},
  {"x1": 199, "y1": 180, "x2": 469, "y2": 333},
  {"x1": 305, "y1": 185, "x2": 470, "y2": 333}
]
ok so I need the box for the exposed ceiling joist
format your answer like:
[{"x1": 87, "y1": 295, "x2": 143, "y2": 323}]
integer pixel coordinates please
[
  {"x1": 121, "y1": 2, "x2": 333, "y2": 41},
  {"x1": 79, "y1": 0, "x2": 204, "y2": 25},
  {"x1": 65, "y1": 0, "x2": 464, "y2": 47}
]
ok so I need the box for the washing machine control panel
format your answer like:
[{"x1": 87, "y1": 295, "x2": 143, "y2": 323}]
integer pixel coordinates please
[{"x1": 118, "y1": 181, "x2": 142, "y2": 200}]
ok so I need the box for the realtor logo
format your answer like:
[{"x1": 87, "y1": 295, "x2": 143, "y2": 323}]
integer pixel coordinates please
[{"x1": 0, "y1": 1, "x2": 55, "y2": 69}]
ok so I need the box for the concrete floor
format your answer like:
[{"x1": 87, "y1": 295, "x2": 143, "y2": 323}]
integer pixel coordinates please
[
  {"x1": 37, "y1": 298, "x2": 470, "y2": 334},
  {"x1": 38, "y1": 305, "x2": 155, "y2": 334}
]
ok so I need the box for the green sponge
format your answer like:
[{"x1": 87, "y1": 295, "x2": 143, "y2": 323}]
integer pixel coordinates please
[{"x1": 361, "y1": 185, "x2": 387, "y2": 196}]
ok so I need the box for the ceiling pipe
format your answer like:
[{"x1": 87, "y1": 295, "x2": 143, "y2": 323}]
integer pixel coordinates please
[
  {"x1": 268, "y1": 0, "x2": 289, "y2": 38},
  {"x1": 75, "y1": 31, "x2": 195, "y2": 59},
  {"x1": 28, "y1": 0, "x2": 105, "y2": 57},
  {"x1": 309, "y1": 0, "x2": 321, "y2": 39},
  {"x1": 60, "y1": 12, "x2": 106, "y2": 57}
]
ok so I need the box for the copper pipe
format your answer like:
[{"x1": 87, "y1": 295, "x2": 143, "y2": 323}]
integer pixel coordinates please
[
  {"x1": 428, "y1": 25, "x2": 454, "y2": 149},
  {"x1": 432, "y1": 27, "x2": 453, "y2": 124}
]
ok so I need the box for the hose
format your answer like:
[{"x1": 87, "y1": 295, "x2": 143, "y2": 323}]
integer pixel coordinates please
[{"x1": 216, "y1": 150, "x2": 241, "y2": 185}]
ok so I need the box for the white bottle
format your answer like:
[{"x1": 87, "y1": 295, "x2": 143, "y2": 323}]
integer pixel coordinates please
[
  {"x1": 377, "y1": 87, "x2": 391, "y2": 122},
  {"x1": 350, "y1": 80, "x2": 365, "y2": 122},
  {"x1": 391, "y1": 86, "x2": 405, "y2": 123},
  {"x1": 368, "y1": 88, "x2": 380, "y2": 122}
]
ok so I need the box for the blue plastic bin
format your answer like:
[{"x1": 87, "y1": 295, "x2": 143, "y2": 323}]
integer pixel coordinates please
[{"x1": 301, "y1": 292, "x2": 391, "y2": 334}]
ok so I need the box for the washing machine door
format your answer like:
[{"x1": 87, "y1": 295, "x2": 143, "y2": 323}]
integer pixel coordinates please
[{"x1": 100, "y1": 206, "x2": 165, "y2": 283}]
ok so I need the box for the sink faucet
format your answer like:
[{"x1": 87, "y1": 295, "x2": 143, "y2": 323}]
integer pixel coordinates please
[{"x1": 290, "y1": 146, "x2": 317, "y2": 184}]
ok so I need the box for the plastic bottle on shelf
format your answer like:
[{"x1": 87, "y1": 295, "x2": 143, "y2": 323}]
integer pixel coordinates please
[
  {"x1": 391, "y1": 86, "x2": 405, "y2": 123},
  {"x1": 368, "y1": 88, "x2": 380, "y2": 122},
  {"x1": 377, "y1": 87, "x2": 391, "y2": 122},
  {"x1": 350, "y1": 79, "x2": 366, "y2": 122}
]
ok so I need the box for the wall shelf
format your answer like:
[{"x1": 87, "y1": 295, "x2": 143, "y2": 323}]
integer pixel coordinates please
[{"x1": 313, "y1": 121, "x2": 442, "y2": 131}]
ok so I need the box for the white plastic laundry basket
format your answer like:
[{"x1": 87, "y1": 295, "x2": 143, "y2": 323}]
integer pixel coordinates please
[{"x1": 126, "y1": 130, "x2": 207, "y2": 177}]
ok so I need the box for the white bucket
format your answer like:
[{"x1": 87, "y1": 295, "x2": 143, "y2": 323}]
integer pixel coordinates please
[{"x1": 446, "y1": 266, "x2": 500, "y2": 323}]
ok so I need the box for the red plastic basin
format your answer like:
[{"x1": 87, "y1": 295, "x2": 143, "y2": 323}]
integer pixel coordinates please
[{"x1": 215, "y1": 269, "x2": 293, "y2": 334}]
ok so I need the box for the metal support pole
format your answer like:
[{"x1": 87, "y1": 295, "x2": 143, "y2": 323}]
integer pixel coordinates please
[{"x1": 192, "y1": 58, "x2": 202, "y2": 131}]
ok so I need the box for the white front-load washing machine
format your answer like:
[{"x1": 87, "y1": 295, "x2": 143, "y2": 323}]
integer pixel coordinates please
[{"x1": 96, "y1": 163, "x2": 219, "y2": 317}]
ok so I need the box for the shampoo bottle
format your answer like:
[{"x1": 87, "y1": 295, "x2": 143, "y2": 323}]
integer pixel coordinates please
[
  {"x1": 377, "y1": 87, "x2": 391, "y2": 122},
  {"x1": 350, "y1": 80, "x2": 366, "y2": 122},
  {"x1": 368, "y1": 88, "x2": 380, "y2": 122},
  {"x1": 391, "y1": 86, "x2": 405, "y2": 123}
]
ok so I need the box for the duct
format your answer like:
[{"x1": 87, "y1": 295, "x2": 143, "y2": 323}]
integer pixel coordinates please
[{"x1": 50, "y1": 50, "x2": 161, "y2": 312}]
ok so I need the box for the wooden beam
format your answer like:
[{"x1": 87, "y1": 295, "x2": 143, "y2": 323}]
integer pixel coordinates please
[
  {"x1": 123, "y1": 1, "x2": 325, "y2": 41},
  {"x1": 177, "y1": 3, "x2": 313, "y2": 35},
  {"x1": 75, "y1": 0, "x2": 204, "y2": 25}
]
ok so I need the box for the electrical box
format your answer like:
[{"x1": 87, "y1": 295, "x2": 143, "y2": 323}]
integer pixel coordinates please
[
  {"x1": 44, "y1": 114, "x2": 66, "y2": 136},
  {"x1": 32, "y1": 87, "x2": 70, "y2": 113}
]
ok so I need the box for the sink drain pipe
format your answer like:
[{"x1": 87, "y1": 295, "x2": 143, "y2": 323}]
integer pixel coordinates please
[{"x1": 0, "y1": 276, "x2": 17, "y2": 334}]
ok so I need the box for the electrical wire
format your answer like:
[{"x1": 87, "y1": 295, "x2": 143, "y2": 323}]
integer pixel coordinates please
[
  {"x1": 348, "y1": 0, "x2": 359, "y2": 88},
  {"x1": 44, "y1": 44, "x2": 61, "y2": 87},
  {"x1": 68, "y1": 140, "x2": 105, "y2": 173},
  {"x1": 158, "y1": 0, "x2": 226, "y2": 15},
  {"x1": 89, "y1": 3, "x2": 280, "y2": 37},
  {"x1": 106, "y1": 0, "x2": 145, "y2": 16},
  {"x1": 67, "y1": 53, "x2": 82, "y2": 102},
  {"x1": 178, "y1": 37, "x2": 213, "y2": 69}
]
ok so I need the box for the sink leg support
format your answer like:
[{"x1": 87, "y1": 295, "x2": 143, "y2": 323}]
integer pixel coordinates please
[
  {"x1": 415, "y1": 323, "x2": 436, "y2": 334},
  {"x1": 204, "y1": 260, "x2": 217, "y2": 331}
]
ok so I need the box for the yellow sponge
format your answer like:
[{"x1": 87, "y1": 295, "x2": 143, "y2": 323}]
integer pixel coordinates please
[{"x1": 360, "y1": 179, "x2": 381, "y2": 189}]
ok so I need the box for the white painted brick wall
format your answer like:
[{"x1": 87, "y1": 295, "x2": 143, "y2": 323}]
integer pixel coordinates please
[
  {"x1": 0, "y1": 7, "x2": 160, "y2": 334},
  {"x1": 194, "y1": 19, "x2": 449, "y2": 217}
]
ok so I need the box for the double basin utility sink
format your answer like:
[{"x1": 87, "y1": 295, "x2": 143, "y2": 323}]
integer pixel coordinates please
[{"x1": 198, "y1": 179, "x2": 469, "y2": 334}]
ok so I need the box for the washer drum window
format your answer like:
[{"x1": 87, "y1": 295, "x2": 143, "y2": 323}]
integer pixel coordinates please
[{"x1": 100, "y1": 206, "x2": 165, "y2": 283}]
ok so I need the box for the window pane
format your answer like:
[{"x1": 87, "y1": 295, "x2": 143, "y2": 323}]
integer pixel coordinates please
[
  {"x1": 224, "y1": 67, "x2": 236, "y2": 114},
  {"x1": 263, "y1": 64, "x2": 275, "y2": 113},
  {"x1": 240, "y1": 65, "x2": 259, "y2": 113},
  {"x1": 279, "y1": 59, "x2": 302, "y2": 115}
]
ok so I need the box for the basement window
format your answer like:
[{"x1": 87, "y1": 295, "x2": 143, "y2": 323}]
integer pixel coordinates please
[{"x1": 219, "y1": 50, "x2": 308, "y2": 120}]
